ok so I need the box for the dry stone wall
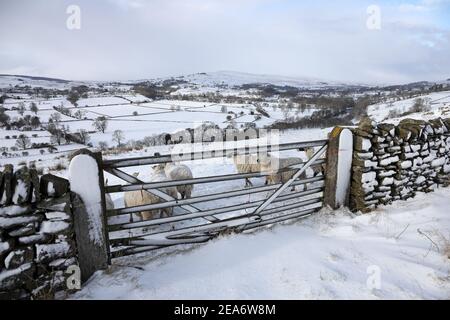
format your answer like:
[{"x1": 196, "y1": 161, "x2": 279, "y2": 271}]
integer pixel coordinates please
[
  {"x1": 350, "y1": 118, "x2": 450, "y2": 213},
  {"x1": 0, "y1": 166, "x2": 78, "y2": 299}
]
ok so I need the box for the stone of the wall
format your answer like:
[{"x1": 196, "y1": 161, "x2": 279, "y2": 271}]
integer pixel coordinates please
[
  {"x1": 0, "y1": 165, "x2": 79, "y2": 300},
  {"x1": 350, "y1": 117, "x2": 450, "y2": 212}
]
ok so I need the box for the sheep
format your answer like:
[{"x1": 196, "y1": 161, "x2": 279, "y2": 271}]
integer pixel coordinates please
[
  {"x1": 123, "y1": 167, "x2": 178, "y2": 221},
  {"x1": 232, "y1": 154, "x2": 261, "y2": 187},
  {"x1": 258, "y1": 154, "x2": 306, "y2": 190},
  {"x1": 304, "y1": 147, "x2": 326, "y2": 177},
  {"x1": 105, "y1": 193, "x2": 114, "y2": 210},
  {"x1": 104, "y1": 179, "x2": 114, "y2": 210},
  {"x1": 163, "y1": 162, "x2": 194, "y2": 199}
]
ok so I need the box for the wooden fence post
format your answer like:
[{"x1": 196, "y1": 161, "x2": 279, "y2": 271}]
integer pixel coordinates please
[
  {"x1": 69, "y1": 149, "x2": 110, "y2": 283},
  {"x1": 324, "y1": 127, "x2": 354, "y2": 209}
]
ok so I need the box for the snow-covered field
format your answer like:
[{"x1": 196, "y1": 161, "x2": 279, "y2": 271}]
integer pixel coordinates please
[
  {"x1": 368, "y1": 91, "x2": 450, "y2": 123},
  {"x1": 72, "y1": 186, "x2": 450, "y2": 300}
]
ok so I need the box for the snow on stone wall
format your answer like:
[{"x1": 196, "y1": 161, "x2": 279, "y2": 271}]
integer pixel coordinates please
[
  {"x1": 350, "y1": 118, "x2": 450, "y2": 213},
  {"x1": 0, "y1": 165, "x2": 78, "y2": 300}
]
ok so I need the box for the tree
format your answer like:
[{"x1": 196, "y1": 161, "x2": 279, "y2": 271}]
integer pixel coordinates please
[
  {"x1": 77, "y1": 129, "x2": 90, "y2": 145},
  {"x1": 50, "y1": 129, "x2": 65, "y2": 146},
  {"x1": 67, "y1": 90, "x2": 80, "y2": 106},
  {"x1": 31, "y1": 116, "x2": 41, "y2": 129},
  {"x1": 411, "y1": 97, "x2": 431, "y2": 113},
  {"x1": 0, "y1": 112, "x2": 10, "y2": 127},
  {"x1": 0, "y1": 94, "x2": 7, "y2": 104},
  {"x1": 50, "y1": 112, "x2": 62, "y2": 127},
  {"x1": 98, "y1": 141, "x2": 108, "y2": 151},
  {"x1": 93, "y1": 116, "x2": 108, "y2": 133},
  {"x1": 112, "y1": 129, "x2": 125, "y2": 147},
  {"x1": 30, "y1": 102, "x2": 38, "y2": 115},
  {"x1": 15, "y1": 134, "x2": 31, "y2": 150},
  {"x1": 74, "y1": 109, "x2": 85, "y2": 119},
  {"x1": 17, "y1": 102, "x2": 26, "y2": 116}
]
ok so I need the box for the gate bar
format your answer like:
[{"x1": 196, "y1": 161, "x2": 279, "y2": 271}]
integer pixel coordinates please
[
  {"x1": 108, "y1": 197, "x2": 323, "y2": 242},
  {"x1": 107, "y1": 175, "x2": 324, "y2": 216},
  {"x1": 252, "y1": 144, "x2": 327, "y2": 217},
  {"x1": 103, "y1": 139, "x2": 328, "y2": 168},
  {"x1": 107, "y1": 186, "x2": 324, "y2": 229},
  {"x1": 105, "y1": 159, "x2": 326, "y2": 193}
]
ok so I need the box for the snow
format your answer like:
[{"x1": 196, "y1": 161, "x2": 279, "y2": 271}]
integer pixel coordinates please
[
  {"x1": 47, "y1": 182, "x2": 55, "y2": 197},
  {"x1": 431, "y1": 157, "x2": 446, "y2": 167},
  {"x1": 0, "y1": 241, "x2": 11, "y2": 255},
  {"x1": 415, "y1": 176, "x2": 426, "y2": 185},
  {"x1": 40, "y1": 220, "x2": 70, "y2": 234},
  {"x1": 0, "y1": 215, "x2": 40, "y2": 229},
  {"x1": 0, "y1": 205, "x2": 30, "y2": 217},
  {"x1": 335, "y1": 129, "x2": 353, "y2": 207},
  {"x1": 361, "y1": 139, "x2": 371, "y2": 151},
  {"x1": 368, "y1": 91, "x2": 450, "y2": 123},
  {"x1": 12, "y1": 180, "x2": 27, "y2": 204},
  {"x1": 4, "y1": 250, "x2": 24, "y2": 269},
  {"x1": 72, "y1": 187, "x2": 450, "y2": 300},
  {"x1": 18, "y1": 234, "x2": 46, "y2": 245},
  {"x1": 362, "y1": 172, "x2": 376, "y2": 184},
  {"x1": 400, "y1": 161, "x2": 412, "y2": 169},
  {"x1": 45, "y1": 211, "x2": 70, "y2": 221},
  {"x1": 35, "y1": 243, "x2": 71, "y2": 262},
  {"x1": 68, "y1": 154, "x2": 104, "y2": 245},
  {"x1": 380, "y1": 156, "x2": 399, "y2": 166},
  {"x1": 0, "y1": 263, "x2": 33, "y2": 283}
]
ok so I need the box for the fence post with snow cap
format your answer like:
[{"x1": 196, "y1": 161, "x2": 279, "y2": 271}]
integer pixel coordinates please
[
  {"x1": 69, "y1": 149, "x2": 110, "y2": 282},
  {"x1": 323, "y1": 127, "x2": 354, "y2": 209}
]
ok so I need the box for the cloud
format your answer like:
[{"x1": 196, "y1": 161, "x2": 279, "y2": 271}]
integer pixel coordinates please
[{"x1": 0, "y1": 0, "x2": 449, "y2": 84}]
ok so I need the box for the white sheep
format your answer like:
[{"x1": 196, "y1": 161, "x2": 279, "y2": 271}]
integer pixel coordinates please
[
  {"x1": 232, "y1": 154, "x2": 261, "y2": 187},
  {"x1": 163, "y1": 162, "x2": 194, "y2": 199},
  {"x1": 304, "y1": 147, "x2": 326, "y2": 177},
  {"x1": 123, "y1": 167, "x2": 178, "y2": 221},
  {"x1": 105, "y1": 193, "x2": 114, "y2": 210},
  {"x1": 104, "y1": 179, "x2": 114, "y2": 210},
  {"x1": 258, "y1": 154, "x2": 306, "y2": 190}
]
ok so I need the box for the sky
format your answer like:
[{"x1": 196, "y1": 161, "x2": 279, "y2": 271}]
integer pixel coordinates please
[{"x1": 0, "y1": 0, "x2": 449, "y2": 84}]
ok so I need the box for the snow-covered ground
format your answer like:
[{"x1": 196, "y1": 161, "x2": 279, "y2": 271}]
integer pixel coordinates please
[
  {"x1": 368, "y1": 91, "x2": 450, "y2": 123},
  {"x1": 72, "y1": 187, "x2": 450, "y2": 300}
]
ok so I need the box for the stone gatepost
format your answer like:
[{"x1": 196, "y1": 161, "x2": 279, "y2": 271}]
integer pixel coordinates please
[
  {"x1": 69, "y1": 149, "x2": 110, "y2": 283},
  {"x1": 324, "y1": 127, "x2": 354, "y2": 209}
]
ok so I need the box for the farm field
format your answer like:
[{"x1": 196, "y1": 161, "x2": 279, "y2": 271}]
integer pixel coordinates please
[{"x1": 0, "y1": 90, "x2": 314, "y2": 167}]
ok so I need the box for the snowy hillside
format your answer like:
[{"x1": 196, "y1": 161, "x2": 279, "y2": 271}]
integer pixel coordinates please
[
  {"x1": 0, "y1": 74, "x2": 83, "y2": 90},
  {"x1": 176, "y1": 71, "x2": 354, "y2": 88},
  {"x1": 368, "y1": 91, "x2": 450, "y2": 123},
  {"x1": 72, "y1": 186, "x2": 450, "y2": 300}
]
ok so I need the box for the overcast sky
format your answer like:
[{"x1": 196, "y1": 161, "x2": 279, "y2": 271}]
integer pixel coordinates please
[{"x1": 0, "y1": 0, "x2": 449, "y2": 84}]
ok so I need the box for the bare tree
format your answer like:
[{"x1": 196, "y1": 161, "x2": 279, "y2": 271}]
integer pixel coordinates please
[
  {"x1": 77, "y1": 129, "x2": 91, "y2": 145},
  {"x1": 98, "y1": 141, "x2": 108, "y2": 151},
  {"x1": 29, "y1": 102, "x2": 38, "y2": 115},
  {"x1": 50, "y1": 112, "x2": 62, "y2": 127},
  {"x1": 112, "y1": 129, "x2": 125, "y2": 147},
  {"x1": 15, "y1": 134, "x2": 31, "y2": 150},
  {"x1": 74, "y1": 109, "x2": 86, "y2": 119},
  {"x1": 17, "y1": 102, "x2": 26, "y2": 116},
  {"x1": 93, "y1": 116, "x2": 108, "y2": 133},
  {"x1": 50, "y1": 129, "x2": 65, "y2": 146}
]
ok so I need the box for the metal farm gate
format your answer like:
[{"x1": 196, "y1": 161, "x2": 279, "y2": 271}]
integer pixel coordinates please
[{"x1": 100, "y1": 139, "x2": 328, "y2": 259}]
